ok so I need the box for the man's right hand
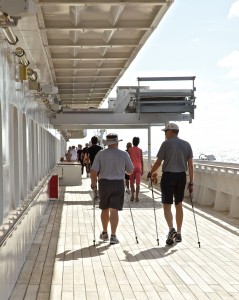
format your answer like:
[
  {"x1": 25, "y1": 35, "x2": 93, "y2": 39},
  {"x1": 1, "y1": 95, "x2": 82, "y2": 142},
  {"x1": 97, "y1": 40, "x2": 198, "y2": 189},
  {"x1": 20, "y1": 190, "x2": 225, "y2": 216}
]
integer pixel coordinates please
[{"x1": 91, "y1": 184, "x2": 96, "y2": 190}]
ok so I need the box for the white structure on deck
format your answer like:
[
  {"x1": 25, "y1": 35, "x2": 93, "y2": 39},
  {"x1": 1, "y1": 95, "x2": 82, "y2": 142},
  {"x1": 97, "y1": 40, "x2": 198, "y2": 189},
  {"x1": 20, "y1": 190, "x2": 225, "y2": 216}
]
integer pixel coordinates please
[
  {"x1": 143, "y1": 158, "x2": 239, "y2": 219},
  {"x1": 193, "y1": 161, "x2": 239, "y2": 218},
  {"x1": 52, "y1": 76, "x2": 196, "y2": 131}
]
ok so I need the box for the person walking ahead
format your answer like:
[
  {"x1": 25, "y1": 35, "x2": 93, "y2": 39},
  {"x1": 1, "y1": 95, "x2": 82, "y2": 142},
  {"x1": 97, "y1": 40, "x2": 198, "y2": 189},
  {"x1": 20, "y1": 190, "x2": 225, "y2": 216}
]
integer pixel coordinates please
[
  {"x1": 128, "y1": 137, "x2": 143, "y2": 202},
  {"x1": 82, "y1": 143, "x2": 90, "y2": 177},
  {"x1": 77, "y1": 144, "x2": 84, "y2": 174},
  {"x1": 88, "y1": 136, "x2": 102, "y2": 200},
  {"x1": 88, "y1": 136, "x2": 102, "y2": 167},
  {"x1": 148, "y1": 123, "x2": 194, "y2": 245},
  {"x1": 125, "y1": 142, "x2": 132, "y2": 194},
  {"x1": 91, "y1": 133, "x2": 134, "y2": 245}
]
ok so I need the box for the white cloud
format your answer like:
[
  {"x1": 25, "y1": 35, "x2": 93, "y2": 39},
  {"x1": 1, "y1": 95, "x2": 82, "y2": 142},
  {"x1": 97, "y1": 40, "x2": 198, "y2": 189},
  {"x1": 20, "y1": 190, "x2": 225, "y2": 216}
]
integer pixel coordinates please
[
  {"x1": 192, "y1": 37, "x2": 200, "y2": 43},
  {"x1": 217, "y1": 50, "x2": 239, "y2": 79},
  {"x1": 218, "y1": 50, "x2": 239, "y2": 68},
  {"x1": 224, "y1": 68, "x2": 239, "y2": 79},
  {"x1": 228, "y1": 1, "x2": 239, "y2": 18}
]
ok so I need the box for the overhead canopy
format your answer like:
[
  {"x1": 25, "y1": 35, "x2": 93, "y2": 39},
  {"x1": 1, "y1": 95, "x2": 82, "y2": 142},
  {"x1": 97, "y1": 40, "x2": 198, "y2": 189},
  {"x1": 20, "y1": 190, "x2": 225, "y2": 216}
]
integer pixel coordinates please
[
  {"x1": 12, "y1": 0, "x2": 173, "y2": 111},
  {"x1": 1, "y1": 0, "x2": 199, "y2": 137}
]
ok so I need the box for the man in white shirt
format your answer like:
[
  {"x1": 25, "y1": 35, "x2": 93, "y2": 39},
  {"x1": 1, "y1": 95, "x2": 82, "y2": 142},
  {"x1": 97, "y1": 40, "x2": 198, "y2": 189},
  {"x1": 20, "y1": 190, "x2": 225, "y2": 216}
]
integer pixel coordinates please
[
  {"x1": 91, "y1": 133, "x2": 134, "y2": 245},
  {"x1": 70, "y1": 145, "x2": 78, "y2": 161}
]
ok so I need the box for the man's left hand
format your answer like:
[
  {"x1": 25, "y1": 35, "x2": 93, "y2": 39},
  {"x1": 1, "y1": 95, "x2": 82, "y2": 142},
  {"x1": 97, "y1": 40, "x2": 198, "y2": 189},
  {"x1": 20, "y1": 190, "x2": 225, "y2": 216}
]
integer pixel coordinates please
[{"x1": 187, "y1": 183, "x2": 194, "y2": 193}]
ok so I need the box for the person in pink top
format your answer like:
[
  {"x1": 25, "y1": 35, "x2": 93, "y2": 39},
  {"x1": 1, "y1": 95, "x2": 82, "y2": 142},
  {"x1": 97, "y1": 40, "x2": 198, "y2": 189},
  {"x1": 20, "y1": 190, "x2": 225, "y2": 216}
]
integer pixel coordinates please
[{"x1": 128, "y1": 137, "x2": 143, "y2": 202}]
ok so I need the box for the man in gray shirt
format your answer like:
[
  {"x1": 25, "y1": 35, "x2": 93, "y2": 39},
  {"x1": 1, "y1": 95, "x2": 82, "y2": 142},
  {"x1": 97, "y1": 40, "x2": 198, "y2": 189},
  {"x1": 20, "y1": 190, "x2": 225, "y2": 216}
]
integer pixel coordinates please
[
  {"x1": 148, "y1": 123, "x2": 194, "y2": 245},
  {"x1": 91, "y1": 133, "x2": 134, "y2": 244}
]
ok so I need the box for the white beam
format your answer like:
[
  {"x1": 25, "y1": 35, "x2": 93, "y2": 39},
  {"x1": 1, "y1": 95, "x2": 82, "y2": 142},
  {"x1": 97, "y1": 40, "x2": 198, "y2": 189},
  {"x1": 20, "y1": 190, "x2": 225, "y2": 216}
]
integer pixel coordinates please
[{"x1": 51, "y1": 112, "x2": 191, "y2": 129}]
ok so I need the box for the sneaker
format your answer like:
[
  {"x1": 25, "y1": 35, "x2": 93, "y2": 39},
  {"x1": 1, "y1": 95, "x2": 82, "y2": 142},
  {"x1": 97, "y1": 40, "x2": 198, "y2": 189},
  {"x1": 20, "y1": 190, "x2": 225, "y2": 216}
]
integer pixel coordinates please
[
  {"x1": 99, "y1": 232, "x2": 109, "y2": 241},
  {"x1": 110, "y1": 235, "x2": 119, "y2": 245},
  {"x1": 126, "y1": 189, "x2": 130, "y2": 194},
  {"x1": 135, "y1": 198, "x2": 139, "y2": 202},
  {"x1": 166, "y1": 228, "x2": 177, "y2": 245},
  {"x1": 175, "y1": 233, "x2": 182, "y2": 243},
  {"x1": 130, "y1": 197, "x2": 134, "y2": 202}
]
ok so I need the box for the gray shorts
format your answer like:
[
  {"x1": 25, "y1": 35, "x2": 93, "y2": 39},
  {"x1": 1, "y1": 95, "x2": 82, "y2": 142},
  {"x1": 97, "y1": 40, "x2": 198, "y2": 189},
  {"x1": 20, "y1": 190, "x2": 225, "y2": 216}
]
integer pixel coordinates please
[{"x1": 98, "y1": 179, "x2": 124, "y2": 211}]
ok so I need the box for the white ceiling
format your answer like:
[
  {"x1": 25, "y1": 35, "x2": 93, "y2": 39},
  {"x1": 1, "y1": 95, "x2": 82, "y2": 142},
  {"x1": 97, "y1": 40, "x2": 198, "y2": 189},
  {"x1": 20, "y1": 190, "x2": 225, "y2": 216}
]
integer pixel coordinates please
[{"x1": 13, "y1": 0, "x2": 173, "y2": 110}]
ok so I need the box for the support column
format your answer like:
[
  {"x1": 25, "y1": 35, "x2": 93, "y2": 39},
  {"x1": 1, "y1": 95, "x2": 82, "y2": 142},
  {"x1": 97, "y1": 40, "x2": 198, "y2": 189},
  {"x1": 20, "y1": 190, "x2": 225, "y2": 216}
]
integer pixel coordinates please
[{"x1": 147, "y1": 125, "x2": 151, "y2": 171}]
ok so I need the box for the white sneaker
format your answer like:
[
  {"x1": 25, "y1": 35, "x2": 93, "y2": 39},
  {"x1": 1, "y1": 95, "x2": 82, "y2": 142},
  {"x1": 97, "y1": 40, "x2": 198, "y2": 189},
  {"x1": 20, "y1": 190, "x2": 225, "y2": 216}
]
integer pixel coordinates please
[
  {"x1": 110, "y1": 235, "x2": 119, "y2": 245},
  {"x1": 99, "y1": 232, "x2": 109, "y2": 241}
]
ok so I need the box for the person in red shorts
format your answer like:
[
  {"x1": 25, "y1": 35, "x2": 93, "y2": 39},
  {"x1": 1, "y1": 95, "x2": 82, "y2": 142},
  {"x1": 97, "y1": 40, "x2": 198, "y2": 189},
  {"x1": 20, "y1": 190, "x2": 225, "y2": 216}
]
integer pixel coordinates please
[
  {"x1": 125, "y1": 142, "x2": 132, "y2": 194},
  {"x1": 128, "y1": 137, "x2": 143, "y2": 202}
]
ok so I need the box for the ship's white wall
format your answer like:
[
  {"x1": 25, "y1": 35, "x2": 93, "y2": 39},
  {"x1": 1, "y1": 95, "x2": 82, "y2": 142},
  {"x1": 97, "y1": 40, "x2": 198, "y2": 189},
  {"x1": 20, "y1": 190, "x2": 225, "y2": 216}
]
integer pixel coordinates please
[
  {"x1": 0, "y1": 38, "x2": 65, "y2": 221},
  {"x1": 0, "y1": 38, "x2": 66, "y2": 299}
]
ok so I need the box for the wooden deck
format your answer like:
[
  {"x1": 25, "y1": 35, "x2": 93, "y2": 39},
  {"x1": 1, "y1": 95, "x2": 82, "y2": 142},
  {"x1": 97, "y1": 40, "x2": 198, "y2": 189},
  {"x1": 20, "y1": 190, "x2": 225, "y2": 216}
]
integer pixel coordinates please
[{"x1": 10, "y1": 178, "x2": 239, "y2": 300}]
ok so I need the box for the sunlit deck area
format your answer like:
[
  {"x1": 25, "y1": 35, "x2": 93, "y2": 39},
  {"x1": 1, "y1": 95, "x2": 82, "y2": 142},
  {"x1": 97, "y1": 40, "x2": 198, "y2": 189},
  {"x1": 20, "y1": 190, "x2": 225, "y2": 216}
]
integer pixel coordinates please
[{"x1": 10, "y1": 178, "x2": 239, "y2": 300}]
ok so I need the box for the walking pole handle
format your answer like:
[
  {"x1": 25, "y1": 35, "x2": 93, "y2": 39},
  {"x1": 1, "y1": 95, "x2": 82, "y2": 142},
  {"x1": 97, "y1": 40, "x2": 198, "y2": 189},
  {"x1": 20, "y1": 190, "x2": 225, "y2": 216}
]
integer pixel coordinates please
[
  {"x1": 187, "y1": 182, "x2": 194, "y2": 193},
  {"x1": 147, "y1": 172, "x2": 152, "y2": 189}
]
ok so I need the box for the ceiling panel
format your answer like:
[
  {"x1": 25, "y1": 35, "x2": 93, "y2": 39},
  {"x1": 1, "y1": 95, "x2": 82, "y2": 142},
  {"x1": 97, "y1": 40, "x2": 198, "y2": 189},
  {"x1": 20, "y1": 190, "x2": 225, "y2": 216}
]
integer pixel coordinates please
[{"x1": 7, "y1": 0, "x2": 173, "y2": 112}]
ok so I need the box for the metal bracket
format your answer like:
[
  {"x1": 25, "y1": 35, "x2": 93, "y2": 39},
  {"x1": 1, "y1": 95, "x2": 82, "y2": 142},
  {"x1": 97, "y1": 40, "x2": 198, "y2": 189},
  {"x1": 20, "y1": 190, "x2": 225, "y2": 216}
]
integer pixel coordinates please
[{"x1": 0, "y1": 14, "x2": 19, "y2": 27}]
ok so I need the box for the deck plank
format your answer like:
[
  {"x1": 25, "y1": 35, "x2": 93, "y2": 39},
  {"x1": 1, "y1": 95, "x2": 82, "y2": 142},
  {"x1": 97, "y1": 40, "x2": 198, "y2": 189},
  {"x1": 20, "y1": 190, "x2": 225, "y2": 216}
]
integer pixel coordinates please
[
  {"x1": 9, "y1": 180, "x2": 239, "y2": 300},
  {"x1": 9, "y1": 283, "x2": 27, "y2": 300}
]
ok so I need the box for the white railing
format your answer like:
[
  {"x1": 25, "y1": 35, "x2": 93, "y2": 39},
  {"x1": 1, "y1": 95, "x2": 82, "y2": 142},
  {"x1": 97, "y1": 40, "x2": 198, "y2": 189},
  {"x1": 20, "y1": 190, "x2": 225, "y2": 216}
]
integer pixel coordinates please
[
  {"x1": 143, "y1": 158, "x2": 239, "y2": 218},
  {"x1": 193, "y1": 161, "x2": 239, "y2": 218}
]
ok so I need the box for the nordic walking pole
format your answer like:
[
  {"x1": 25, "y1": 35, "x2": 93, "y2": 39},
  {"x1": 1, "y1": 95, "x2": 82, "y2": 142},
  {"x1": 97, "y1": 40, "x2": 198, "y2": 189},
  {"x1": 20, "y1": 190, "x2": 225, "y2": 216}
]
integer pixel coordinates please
[
  {"x1": 127, "y1": 193, "x2": 139, "y2": 244},
  {"x1": 150, "y1": 177, "x2": 159, "y2": 246},
  {"x1": 189, "y1": 189, "x2": 201, "y2": 248},
  {"x1": 93, "y1": 187, "x2": 96, "y2": 246}
]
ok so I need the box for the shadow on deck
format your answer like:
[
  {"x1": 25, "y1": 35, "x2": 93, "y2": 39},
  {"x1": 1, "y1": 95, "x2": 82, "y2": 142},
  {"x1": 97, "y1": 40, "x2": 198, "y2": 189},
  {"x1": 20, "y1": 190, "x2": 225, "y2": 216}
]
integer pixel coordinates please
[{"x1": 10, "y1": 178, "x2": 239, "y2": 300}]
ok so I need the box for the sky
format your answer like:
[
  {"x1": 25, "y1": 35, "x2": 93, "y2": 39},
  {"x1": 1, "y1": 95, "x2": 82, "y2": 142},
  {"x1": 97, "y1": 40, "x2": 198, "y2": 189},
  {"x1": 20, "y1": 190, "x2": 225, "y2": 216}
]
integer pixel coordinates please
[{"x1": 68, "y1": 0, "x2": 239, "y2": 160}]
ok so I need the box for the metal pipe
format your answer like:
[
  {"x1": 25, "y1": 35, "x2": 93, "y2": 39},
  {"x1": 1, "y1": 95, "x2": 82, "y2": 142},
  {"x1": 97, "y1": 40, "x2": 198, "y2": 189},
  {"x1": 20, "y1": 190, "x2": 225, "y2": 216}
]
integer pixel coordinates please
[{"x1": 2, "y1": 27, "x2": 18, "y2": 45}]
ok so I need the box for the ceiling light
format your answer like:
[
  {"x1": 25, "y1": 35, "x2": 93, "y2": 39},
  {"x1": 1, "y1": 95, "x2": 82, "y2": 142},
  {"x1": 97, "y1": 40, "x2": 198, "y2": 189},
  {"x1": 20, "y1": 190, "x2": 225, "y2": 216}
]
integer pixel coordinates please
[
  {"x1": 27, "y1": 68, "x2": 37, "y2": 81},
  {"x1": 14, "y1": 47, "x2": 29, "y2": 66},
  {"x1": 2, "y1": 27, "x2": 18, "y2": 44}
]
